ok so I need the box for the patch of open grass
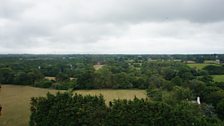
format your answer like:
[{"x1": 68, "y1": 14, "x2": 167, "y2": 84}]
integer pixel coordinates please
[
  {"x1": 212, "y1": 75, "x2": 224, "y2": 82},
  {"x1": 44, "y1": 76, "x2": 56, "y2": 81},
  {"x1": 93, "y1": 64, "x2": 104, "y2": 70},
  {"x1": 187, "y1": 63, "x2": 220, "y2": 70}
]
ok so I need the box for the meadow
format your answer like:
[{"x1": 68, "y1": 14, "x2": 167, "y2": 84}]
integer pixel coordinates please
[
  {"x1": 0, "y1": 85, "x2": 146, "y2": 126},
  {"x1": 212, "y1": 75, "x2": 224, "y2": 82},
  {"x1": 187, "y1": 63, "x2": 224, "y2": 82},
  {"x1": 187, "y1": 63, "x2": 220, "y2": 70}
]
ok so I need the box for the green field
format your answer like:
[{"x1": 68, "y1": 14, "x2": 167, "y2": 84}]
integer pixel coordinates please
[
  {"x1": 187, "y1": 63, "x2": 220, "y2": 70},
  {"x1": 0, "y1": 85, "x2": 146, "y2": 126},
  {"x1": 212, "y1": 75, "x2": 224, "y2": 82}
]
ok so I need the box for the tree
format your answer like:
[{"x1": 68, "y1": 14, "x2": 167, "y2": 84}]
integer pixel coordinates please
[
  {"x1": 171, "y1": 76, "x2": 183, "y2": 86},
  {"x1": 199, "y1": 75, "x2": 213, "y2": 84},
  {"x1": 76, "y1": 69, "x2": 95, "y2": 89},
  {"x1": 30, "y1": 92, "x2": 107, "y2": 126},
  {"x1": 30, "y1": 93, "x2": 223, "y2": 126},
  {"x1": 202, "y1": 86, "x2": 221, "y2": 104},
  {"x1": 106, "y1": 99, "x2": 174, "y2": 126},
  {"x1": 14, "y1": 72, "x2": 32, "y2": 85},
  {"x1": 216, "y1": 99, "x2": 224, "y2": 120},
  {"x1": 203, "y1": 65, "x2": 224, "y2": 75},
  {"x1": 206, "y1": 90, "x2": 224, "y2": 107},
  {"x1": 161, "y1": 67, "x2": 177, "y2": 80},
  {"x1": 0, "y1": 68, "x2": 14, "y2": 84},
  {"x1": 112, "y1": 72, "x2": 133, "y2": 89},
  {"x1": 56, "y1": 73, "x2": 69, "y2": 82},
  {"x1": 188, "y1": 80, "x2": 206, "y2": 99},
  {"x1": 147, "y1": 88, "x2": 163, "y2": 101},
  {"x1": 148, "y1": 75, "x2": 173, "y2": 91},
  {"x1": 172, "y1": 86, "x2": 193, "y2": 101},
  {"x1": 94, "y1": 67, "x2": 113, "y2": 88}
]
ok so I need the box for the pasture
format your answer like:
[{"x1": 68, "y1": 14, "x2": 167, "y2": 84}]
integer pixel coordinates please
[
  {"x1": 187, "y1": 63, "x2": 220, "y2": 70},
  {"x1": 0, "y1": 85, "x2": 146, "y2": 126},
  {"x1": 93, "y1": 64, "x2": 104, "y2": 70},
  {"x1": 212, "y1": 75, "x2": 224, "y2": 82}
]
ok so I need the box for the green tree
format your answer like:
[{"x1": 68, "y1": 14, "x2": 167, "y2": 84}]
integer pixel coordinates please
[
  {"x1": 94, "y1": 67, "x2": 113, "y2": 88},
  {"x1": 172, "y1": 86, "x2": 193, "y2": 101},
  {"x1": 171, "y1": 76, "x2": 183, "y2": 86},
  {"x1": 76, "y1": 69, "x2": 95, "y2": 89},
  {"x1": 0, "y1": 68, "x2": 14, "y2": 84},
  {"x1": 30, "y1": 92, "x2": 107, "y2": 126},
  {"x1": 112, "y1": 72, "x2": 132, "y2": 89},
  {"x1": 56, "y1": 73, "x2": 69, "y2": 82},
  {"x1": 216, "y1": 99, "x2": 224, "y2": 120}
]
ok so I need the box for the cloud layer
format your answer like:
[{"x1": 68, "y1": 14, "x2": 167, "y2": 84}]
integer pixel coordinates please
[{"x1": 1, "y1": 0, "x2": 224, "y2": 54}]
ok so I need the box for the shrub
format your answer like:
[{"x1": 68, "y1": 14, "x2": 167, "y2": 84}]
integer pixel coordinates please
[{"x1": 34, "y1": 80, "x2": 52, "y2": 88}]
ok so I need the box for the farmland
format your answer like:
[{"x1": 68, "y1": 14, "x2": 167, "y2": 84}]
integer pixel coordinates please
[
  {"x1": 187, "y1": 63, "x2": 224, "y2": 82},
  {"x1": 212, "y1": 75, "x2": 224, "y2": 82},
  {"x1": 187, "y1": 63, "x2": 220, "y2": 70},
  {"x1": 0, "y1": 85, "x2": 146, "y2": 126}
]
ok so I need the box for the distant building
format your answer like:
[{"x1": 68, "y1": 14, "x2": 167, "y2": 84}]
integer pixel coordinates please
[
  {"x1": 197, "y1": 97, "x2": 201, "y2": 105},
  {"x1": 191, "y1": 97, "x2": 201, "y2": 105}
]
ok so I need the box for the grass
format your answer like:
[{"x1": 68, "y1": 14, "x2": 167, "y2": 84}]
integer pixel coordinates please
[
  {"x1": 212, "y1": 75, "x2": 224, "y2": 82},
  {"x1": 44, "y1": 76, "x2": 56, "y2": 81},
  {"x1": 93, "y1": 64, "x2": 104, "y2": 70},
  {"x1": 187, "y1": 64, "x2": 224, "y2": 82},
  {"x1": 45, "y1": 76, "x2": 76, "y2": 81},
  {"x1": 0, "y1": 85, "x2": 146, "y2": 126},
  {"x1": 187, "y1": 63, "x2": 220, "y2": 70}
]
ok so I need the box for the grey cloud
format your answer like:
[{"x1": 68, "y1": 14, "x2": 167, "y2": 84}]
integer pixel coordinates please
[
  {"x1": 0, "y1": 0, "x2": 224, "y2": 54},
  {"x1": 67, "y1": 0, "x2": 224, "y2": 23},
  {"x1": 3, "y1": 0, "x2": 224, "y2": 23}
]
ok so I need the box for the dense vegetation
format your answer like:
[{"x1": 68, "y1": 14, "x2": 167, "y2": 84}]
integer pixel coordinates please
[
  {"x1": 0, "y1": 54, "x2": 223, "y2": 90},
  {"x1": 30, "y1": 92, "x2": 224, "y2": 126},
  {"x1": 203, "y1": 65, "x2": 224, "y2": 75},
  {"x1": 1, "y1": 54, "x2": 224, "y2": 125}
]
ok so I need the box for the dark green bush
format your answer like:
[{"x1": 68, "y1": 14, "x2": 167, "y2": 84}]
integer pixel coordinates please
[{"x1": 34, "y1": 80, "x2": 52, "y2": 88}]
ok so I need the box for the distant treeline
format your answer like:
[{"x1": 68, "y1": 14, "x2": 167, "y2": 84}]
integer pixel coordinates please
[
  {"x1": 0, "y1": 55, "x2": 224, "y2": 90},
  {"x1": 0, "y1": 54, "x2": 224, "y2": 62}
]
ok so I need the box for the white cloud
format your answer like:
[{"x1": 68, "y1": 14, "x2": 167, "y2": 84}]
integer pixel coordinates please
[{"x1": 0, "y1": 0, "x2": 224, "y2": 54}]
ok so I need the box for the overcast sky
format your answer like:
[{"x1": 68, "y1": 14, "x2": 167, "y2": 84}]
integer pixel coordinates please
[{"x1": 1, "y1": 0, "x2": 224, "y2": 54}]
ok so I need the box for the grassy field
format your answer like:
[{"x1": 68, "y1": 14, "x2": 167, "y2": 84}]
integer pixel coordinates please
[
  {"x1": 0, "y1": 85, "x2": 146, "y2": 126},
  {"x1": 187, "y1": 63, "x2": 220, "y2": 70},
  {"x1": 212, "y1": 75, "x2": 224, "y2": 82},
  {"x1": 45, "y1": 76, "x2": 75, "y2": 81},
  {"x1": 93, "y1": 64, "x2": 104, "y2": 70},
  {"x1": 45, "y1": 76, "x2": 56, "y2": 81}
]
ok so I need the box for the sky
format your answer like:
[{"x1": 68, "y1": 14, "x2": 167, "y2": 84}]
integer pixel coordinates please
[{"x1": 1, "y1": 0, "x2": 224, "y2": 54}]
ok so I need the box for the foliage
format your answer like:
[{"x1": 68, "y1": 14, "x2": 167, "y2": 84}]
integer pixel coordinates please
[
  {"x1": 30, "y1": 92, "x2": 224, "y2": 126},
  {"x1": 53, "y1": 81, "x2": 76, "y2": 90},
  {"x1": 30, "y1": 92, "x2": 107, "y2": 126},
  {"x1": 1, "y1": 54, "x2": 224, "y2": 123},
  {"x1": 34, "y1": 80, "x2": 52, "y2": 88},
  {"x1": 203, "y1": 65, "x2": 224, "y2": 75},
  {"x1": 56, "y1": 73, "x2": 70, "y2": 82},
  {"x1": 216, "y1": 99, "x2": 224, "y2": 120}
]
